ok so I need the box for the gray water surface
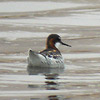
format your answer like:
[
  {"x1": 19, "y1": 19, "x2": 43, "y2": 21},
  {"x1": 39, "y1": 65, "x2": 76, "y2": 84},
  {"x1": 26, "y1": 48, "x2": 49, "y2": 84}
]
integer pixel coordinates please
[{"x1": 0, "y1": 0, "x2": 100, "y2": 100}]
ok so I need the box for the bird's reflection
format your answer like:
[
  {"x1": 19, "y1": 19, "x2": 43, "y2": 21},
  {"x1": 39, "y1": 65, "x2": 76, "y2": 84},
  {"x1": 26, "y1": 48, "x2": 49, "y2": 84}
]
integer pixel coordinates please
[
  {"x1": 27, "y1": 66, "x2": 64, "y2": 75},
  {"x1": 27, "y1": 66, "x2": 65, "y2": 100}
]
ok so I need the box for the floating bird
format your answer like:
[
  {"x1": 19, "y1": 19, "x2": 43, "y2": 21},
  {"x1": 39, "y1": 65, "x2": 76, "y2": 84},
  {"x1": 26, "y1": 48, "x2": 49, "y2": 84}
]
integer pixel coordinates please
[{"x1": 28, "y1": 34, "x2": 71, "y2": 68}]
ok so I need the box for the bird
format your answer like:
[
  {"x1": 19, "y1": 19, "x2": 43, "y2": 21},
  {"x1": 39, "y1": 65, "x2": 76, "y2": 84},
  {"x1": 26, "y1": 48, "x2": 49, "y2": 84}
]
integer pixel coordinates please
[{"x1": 27, "y1": 34, "x2": 71, "y2": 68}]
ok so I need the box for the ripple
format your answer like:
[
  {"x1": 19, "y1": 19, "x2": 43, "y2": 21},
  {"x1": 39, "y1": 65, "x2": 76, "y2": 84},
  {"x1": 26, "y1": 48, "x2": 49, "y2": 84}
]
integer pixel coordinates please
[
  {"x1": 63, "y1": 53, "x2": 100, "y2": 59},
  {"x1": 0, "y1": 1, "x2": 87, "y2": 13}
]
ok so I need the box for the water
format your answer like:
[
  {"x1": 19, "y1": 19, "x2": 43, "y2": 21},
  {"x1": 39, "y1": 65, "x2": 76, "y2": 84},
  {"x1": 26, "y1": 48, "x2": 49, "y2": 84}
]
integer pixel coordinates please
[{"x1": 0, "y1": 0, "x2": 100, "y2": 100}]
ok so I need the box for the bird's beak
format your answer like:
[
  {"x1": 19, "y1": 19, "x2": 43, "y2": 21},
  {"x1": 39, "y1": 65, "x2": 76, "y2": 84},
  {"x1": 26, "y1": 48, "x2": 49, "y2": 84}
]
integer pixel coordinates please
[{"x1": 60, "y1": 41, "x2": 71, "y2": 47}]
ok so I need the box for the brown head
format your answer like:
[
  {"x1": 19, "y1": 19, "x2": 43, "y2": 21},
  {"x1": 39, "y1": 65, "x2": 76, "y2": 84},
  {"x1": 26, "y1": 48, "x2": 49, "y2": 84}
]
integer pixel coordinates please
[{"x1": 46, "y1": 34, "x2": 71, "y2": 49}]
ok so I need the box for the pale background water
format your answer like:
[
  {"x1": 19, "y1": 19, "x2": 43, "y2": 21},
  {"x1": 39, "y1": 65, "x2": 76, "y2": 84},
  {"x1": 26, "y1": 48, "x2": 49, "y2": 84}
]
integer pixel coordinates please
[{"x1": 0, "y1": 0, "x2": 100, "y2": 100}]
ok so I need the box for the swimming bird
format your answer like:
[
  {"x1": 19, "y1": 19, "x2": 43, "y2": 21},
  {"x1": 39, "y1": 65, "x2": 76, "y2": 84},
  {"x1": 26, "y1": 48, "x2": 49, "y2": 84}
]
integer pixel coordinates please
[{"x1": 28, "y1": 34, "x2": 71, "y2": 68}]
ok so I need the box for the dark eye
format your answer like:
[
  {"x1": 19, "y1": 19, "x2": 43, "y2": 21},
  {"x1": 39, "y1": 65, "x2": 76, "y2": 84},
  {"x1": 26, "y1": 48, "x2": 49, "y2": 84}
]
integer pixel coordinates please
[{"x1": 58, "y1": 37, "x2": 61, "y2": 41}]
